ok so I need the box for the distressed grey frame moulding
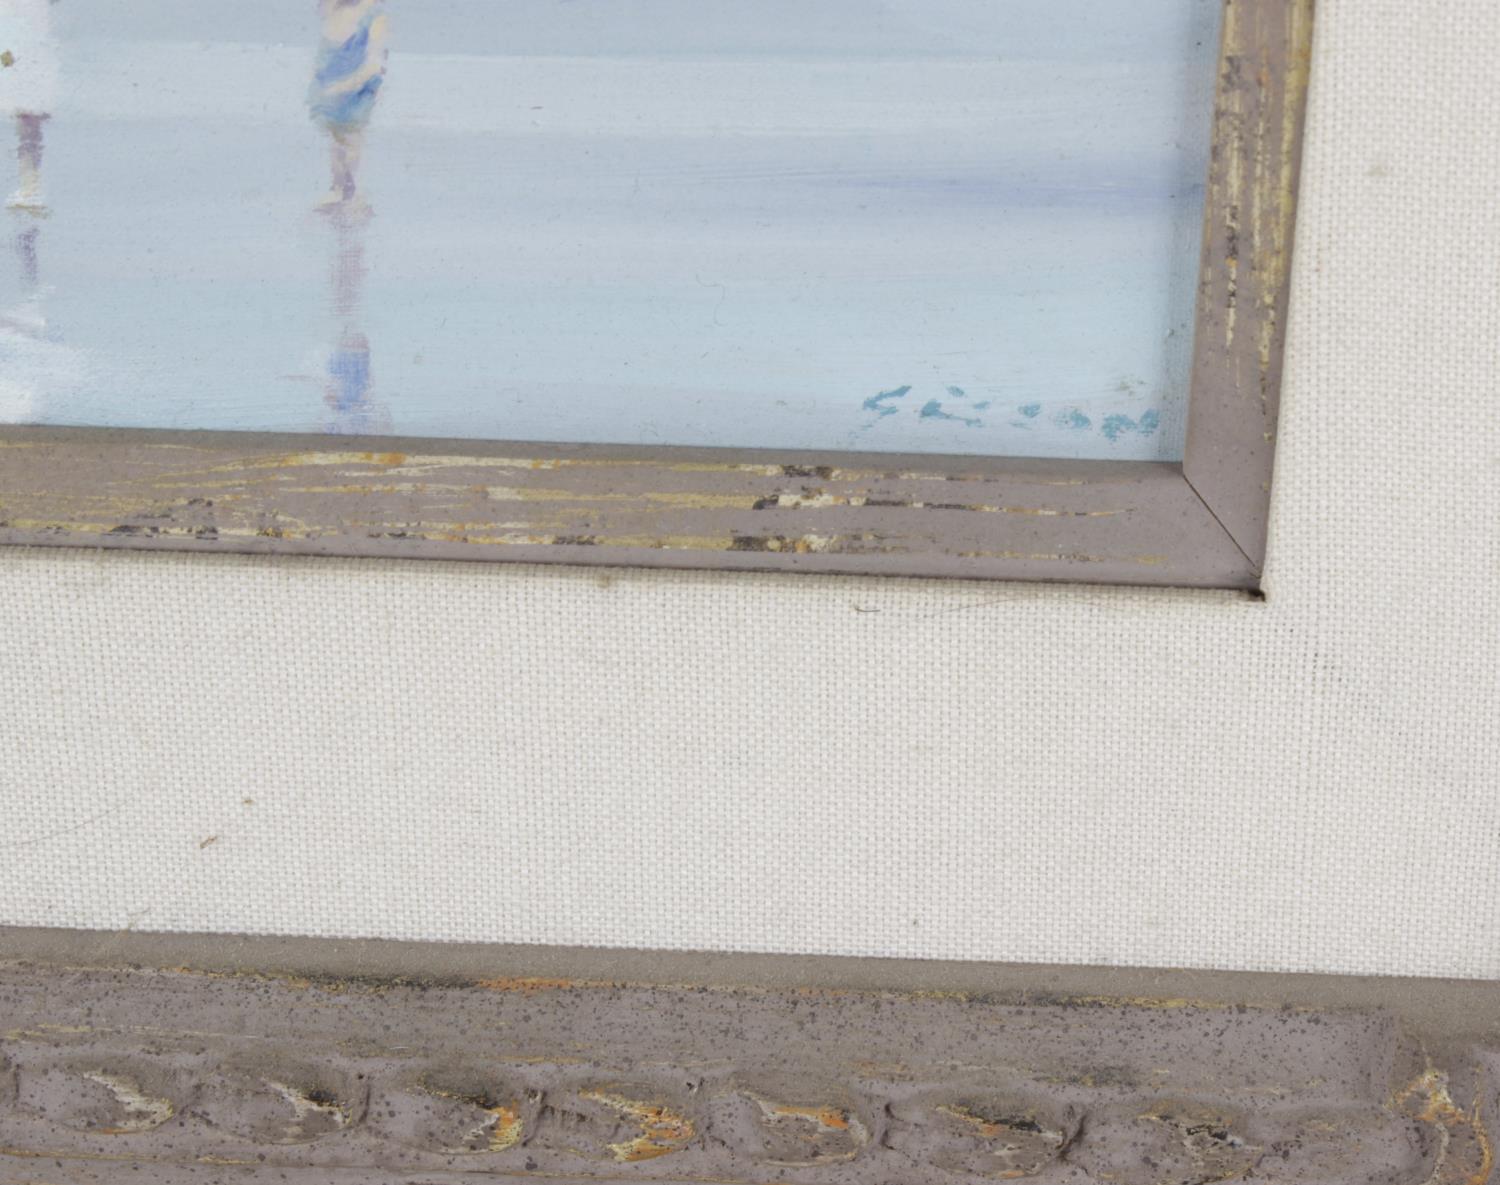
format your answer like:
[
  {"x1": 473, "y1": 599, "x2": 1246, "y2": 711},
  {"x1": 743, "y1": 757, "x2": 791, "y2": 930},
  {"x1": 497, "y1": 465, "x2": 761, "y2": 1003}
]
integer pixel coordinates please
[
  {"x1": 0, "y1": 1, "x2": 1313, "y2": 590},
  {"x1": 1, "y1": 928, "x2": 1496, "y2": 1184}
]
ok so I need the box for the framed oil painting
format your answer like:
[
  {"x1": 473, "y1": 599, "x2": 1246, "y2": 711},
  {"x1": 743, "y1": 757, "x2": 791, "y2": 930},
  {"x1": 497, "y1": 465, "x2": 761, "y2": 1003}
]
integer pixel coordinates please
[{"x1": 0, "y1": 0, "x2": 1313, "y2": 588}]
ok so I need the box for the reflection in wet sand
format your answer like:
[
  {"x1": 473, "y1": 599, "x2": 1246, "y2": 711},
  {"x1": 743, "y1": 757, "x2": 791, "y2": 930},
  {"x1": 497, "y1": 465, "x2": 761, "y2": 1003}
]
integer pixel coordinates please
[
  {"x1": 1, "y1": 209, "x2": 88, "y2": 422},
  {"x1": 12, "y1": 221, "x2": 38, "y2": 293},
  {"x1": 0, "y1": 222, "x2": 43, "y2": 336},
  {"x1": 319, "y1": 209, "x2": 390, "y2": 434}
]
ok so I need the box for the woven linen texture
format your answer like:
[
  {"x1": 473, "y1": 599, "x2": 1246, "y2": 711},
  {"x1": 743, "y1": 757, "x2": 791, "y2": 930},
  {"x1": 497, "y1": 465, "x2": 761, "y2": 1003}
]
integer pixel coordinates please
[{"x1": 2, "y1": 0, "x2": 1497, "y2": 978}]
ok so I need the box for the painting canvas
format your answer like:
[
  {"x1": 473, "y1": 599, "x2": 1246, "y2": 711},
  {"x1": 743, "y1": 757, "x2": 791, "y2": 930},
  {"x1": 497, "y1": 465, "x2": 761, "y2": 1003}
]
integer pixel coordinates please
[{"x1": 0, "y1": 0, "x2": 1222, "y2": 462}]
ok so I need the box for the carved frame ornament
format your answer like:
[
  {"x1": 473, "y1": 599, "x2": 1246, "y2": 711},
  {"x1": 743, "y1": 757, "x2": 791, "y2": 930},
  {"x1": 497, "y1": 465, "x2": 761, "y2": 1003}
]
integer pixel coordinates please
[{"x1": 0, "y1": 929, "x2": 1494, "y2": 1184}]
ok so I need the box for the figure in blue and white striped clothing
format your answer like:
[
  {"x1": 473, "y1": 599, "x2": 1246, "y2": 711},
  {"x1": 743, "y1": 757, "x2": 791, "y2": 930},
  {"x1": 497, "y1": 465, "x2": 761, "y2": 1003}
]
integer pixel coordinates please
[{"x1": 309, "y1": 0, "x2": 389, "y2": 215}]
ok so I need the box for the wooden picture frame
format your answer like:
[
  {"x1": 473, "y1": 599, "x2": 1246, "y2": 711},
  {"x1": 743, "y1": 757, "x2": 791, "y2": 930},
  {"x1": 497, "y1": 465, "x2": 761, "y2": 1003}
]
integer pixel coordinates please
[
  {"x1": 0, "y1": 1, "x2": 1313, "y2": 590},
  {"x1": 1, "y1": 926, "x2": 1495, "y2": 1184}
]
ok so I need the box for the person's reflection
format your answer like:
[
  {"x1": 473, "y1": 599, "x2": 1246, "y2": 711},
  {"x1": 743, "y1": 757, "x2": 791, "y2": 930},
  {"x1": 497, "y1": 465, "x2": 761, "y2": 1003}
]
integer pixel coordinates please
[
  {"x1": 0, "y1": 221, "x2": 41, "y2": 339},
  {"x1": 320, "y1": 210, "x2": 390, "y2": 433},
  {"x1": 1, "y1": 212, "x2": 88, "y2": 422},
  {"x1": 3, "y1": 221, "x2": 41, "y2": 323},
  {"x1": 9, "y1": 222, "x2": 39, "y2": 306}
]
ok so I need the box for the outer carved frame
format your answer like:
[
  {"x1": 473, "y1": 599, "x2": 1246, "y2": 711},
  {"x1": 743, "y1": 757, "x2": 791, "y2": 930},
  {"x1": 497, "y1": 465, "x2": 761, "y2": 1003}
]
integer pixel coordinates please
[
  {"x1": 0, "y1": 927, "x2": 1495, "y2": 1184},
  {"x1": 0, "y1": 0, "x2": 1313, "y2": 589}
]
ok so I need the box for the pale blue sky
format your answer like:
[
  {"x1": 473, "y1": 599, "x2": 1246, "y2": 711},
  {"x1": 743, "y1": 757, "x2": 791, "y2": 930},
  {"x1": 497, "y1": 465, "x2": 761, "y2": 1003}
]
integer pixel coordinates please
[{"x1": 57, "y1": 1, "x2": 1219, "y2": 63}]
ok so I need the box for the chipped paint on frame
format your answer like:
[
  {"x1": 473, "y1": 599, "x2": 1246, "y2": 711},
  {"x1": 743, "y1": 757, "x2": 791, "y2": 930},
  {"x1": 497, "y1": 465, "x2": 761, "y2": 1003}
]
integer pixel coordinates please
[
  {"x1": 0, "y1": 931, "x2": 1495, "y2": 1185},
  {"x1": 1183, "y1": 0, "x2": 1316, "y2": 567}
]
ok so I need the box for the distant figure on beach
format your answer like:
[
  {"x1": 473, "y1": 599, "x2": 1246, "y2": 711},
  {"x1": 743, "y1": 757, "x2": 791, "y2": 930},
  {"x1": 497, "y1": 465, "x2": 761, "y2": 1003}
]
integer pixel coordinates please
[
  {"x1": 1, "y1": 0, "x2": 60, "y2": 215},
  {"x1": 310, "y1": 0, "x2": 389, "y2": 215}
]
